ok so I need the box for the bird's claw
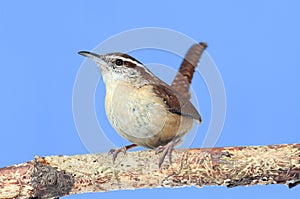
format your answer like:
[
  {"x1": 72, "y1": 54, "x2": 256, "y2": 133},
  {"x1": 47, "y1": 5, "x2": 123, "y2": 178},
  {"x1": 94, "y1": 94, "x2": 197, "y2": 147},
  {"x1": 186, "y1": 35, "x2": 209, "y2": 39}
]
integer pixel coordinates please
[
  {"x1": 108, "y1": 147, "x2": 127, "y2": 163},
  {"x1": 156, "y1": 137, "x2": 181, "y2": 168},
  {"x1": 108, "y1": 144, "x2": 137, "y2": 164}
]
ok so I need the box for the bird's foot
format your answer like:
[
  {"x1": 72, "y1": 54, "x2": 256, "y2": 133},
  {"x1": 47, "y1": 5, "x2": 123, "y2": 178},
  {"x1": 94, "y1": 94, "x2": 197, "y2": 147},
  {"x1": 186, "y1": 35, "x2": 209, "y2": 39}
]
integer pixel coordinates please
[
  {"x1": 156, "y1": 137, "x2": 181, "y2": 168},
  {"x1": 108, "y1": 144, "x2": 137, "y2": 163}
]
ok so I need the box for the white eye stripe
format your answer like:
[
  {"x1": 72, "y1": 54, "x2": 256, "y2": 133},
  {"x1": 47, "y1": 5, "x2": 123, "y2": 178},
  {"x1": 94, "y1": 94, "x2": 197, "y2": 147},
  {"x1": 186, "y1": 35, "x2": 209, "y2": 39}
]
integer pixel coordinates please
[
  {"x1": 105, "y1": 54, "x2": 155, "y2": 79},
  {"x1": 114, "y1": 56, "x2": 145, "y2": 68}
]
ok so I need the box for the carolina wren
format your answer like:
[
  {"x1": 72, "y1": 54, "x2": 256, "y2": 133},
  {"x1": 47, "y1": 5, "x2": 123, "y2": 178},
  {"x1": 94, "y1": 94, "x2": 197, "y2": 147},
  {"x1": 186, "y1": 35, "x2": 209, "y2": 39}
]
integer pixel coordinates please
[{"x1": 78, "y1": 42, "x2": 207, "y2": 167}]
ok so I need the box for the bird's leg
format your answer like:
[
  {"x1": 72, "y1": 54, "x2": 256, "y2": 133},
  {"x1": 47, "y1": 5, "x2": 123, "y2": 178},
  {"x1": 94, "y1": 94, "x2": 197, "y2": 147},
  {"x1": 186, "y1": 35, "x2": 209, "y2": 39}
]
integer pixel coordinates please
[
  {"x1": 156, "y1": 136, "x2": 181, "y2": 168},
  {"x1": 108, "y1": 144, "x2": 137, "y2": 163}
]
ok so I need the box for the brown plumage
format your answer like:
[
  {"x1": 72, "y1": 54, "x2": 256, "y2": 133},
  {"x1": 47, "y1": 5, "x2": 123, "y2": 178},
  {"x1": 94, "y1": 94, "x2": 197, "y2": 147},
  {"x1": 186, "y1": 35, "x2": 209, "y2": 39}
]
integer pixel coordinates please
[
  {"x1": 78, "y1": 42, "x2": 207, "y2": 167},
  {"x1": 171, "y1": 42, "x2": 207, "y2": 99}
]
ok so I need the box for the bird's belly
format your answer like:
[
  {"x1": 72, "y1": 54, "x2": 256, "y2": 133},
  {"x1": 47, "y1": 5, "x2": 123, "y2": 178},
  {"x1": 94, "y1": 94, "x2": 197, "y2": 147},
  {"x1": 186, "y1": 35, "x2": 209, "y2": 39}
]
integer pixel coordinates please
[{"x1": 105, "y1": 84, "x2": 194, "y2": 148}]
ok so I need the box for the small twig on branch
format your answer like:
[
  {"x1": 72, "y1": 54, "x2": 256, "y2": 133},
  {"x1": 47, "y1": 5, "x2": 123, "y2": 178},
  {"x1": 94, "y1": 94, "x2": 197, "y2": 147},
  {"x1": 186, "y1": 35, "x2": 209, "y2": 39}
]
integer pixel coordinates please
[{"x1": 0, "y1": 143, "x2": 299, "y2": 199}]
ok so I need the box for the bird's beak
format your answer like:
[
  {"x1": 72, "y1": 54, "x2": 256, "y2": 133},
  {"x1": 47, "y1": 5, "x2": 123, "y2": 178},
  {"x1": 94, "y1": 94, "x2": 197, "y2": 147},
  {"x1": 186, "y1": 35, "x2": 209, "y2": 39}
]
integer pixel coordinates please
[
  {"x1": 78, "y1": 51, "x2": 101, "y2": 59},
  {"x1": 78, "y1": 51, "x2": 107, "y2": 65}
]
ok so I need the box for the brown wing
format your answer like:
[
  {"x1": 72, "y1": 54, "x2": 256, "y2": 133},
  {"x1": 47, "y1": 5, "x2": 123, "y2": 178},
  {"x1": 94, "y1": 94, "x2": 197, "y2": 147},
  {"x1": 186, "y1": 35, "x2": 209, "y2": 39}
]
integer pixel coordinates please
[{"x1": 150, "y1": 83, "x2": 201, "y2": 123}]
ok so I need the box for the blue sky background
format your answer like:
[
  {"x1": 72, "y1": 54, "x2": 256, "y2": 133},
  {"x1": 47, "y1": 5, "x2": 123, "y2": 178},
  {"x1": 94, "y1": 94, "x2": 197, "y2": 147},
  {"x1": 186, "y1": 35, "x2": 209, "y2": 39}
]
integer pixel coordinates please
[{"x1": 0, "y1": 1, "x2": 299, "y2": 198}]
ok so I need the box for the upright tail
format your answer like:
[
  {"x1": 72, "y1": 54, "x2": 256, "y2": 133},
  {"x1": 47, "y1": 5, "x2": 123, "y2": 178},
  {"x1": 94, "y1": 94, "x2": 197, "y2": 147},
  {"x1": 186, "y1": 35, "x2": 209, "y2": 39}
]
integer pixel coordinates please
[{"x1": 171, "y1": 42, "x2": 207, "y2": 99}]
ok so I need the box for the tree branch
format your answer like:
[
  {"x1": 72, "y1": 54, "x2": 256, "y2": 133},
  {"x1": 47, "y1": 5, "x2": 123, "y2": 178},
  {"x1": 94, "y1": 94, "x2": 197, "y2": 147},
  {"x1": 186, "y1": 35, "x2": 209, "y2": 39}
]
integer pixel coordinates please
[{"x1": 0, "y1": 143, "x2": 299, "y2": 199}]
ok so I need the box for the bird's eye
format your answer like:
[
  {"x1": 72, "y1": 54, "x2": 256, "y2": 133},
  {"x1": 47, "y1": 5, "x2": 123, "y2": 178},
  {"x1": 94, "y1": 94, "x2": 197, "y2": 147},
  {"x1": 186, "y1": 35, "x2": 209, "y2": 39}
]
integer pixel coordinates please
[{"x1": 115, "y1": 59, "x2": 123, "y2": 66}]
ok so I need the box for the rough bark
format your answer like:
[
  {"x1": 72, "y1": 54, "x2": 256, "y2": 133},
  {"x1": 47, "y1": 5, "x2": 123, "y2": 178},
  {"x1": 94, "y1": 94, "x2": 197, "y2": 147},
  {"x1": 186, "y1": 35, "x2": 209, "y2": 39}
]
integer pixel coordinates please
[{"x1": 0, "y1": 143, "x2": 299, "y2": 199}]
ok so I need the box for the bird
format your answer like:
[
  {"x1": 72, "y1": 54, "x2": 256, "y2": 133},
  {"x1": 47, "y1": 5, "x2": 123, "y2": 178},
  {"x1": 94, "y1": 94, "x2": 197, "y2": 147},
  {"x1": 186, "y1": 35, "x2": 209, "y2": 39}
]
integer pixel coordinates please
[{"x1": 78, "y1": 42, "x2": 207, "y2": 167}]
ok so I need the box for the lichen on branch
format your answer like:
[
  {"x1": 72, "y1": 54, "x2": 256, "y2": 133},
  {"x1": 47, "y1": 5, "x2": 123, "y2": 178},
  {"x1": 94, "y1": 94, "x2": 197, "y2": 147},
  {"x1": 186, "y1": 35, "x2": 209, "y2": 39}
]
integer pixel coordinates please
[{"x1": 0, "y1": 143, "x2": 299, "y2": 199}]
